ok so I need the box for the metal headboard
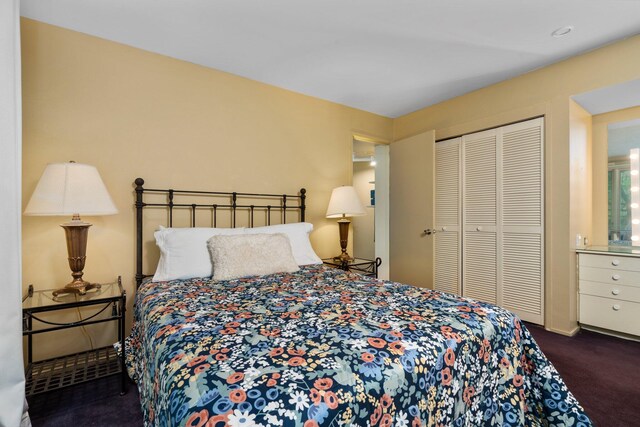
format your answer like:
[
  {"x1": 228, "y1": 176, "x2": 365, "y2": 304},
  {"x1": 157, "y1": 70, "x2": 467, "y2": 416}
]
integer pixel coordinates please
[{"x1": 134, "y1": 177, "x2": 306, "y2": 288}]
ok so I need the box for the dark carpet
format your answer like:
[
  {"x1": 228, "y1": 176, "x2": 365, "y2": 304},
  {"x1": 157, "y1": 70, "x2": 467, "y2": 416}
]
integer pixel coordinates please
[
  {"x1": 27, "y1": 326, "x2": 640, "y2": 426},
  {"x1": 28, "y1": 376, "x2": 143, "y2": 427},
  {"x1": 526, "y1": 324, "x2": 640, "y2": 427}
]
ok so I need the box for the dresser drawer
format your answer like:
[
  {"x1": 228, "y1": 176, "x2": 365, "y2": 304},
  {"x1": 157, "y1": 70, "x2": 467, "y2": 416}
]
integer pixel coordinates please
[
  {"x1": 579, "y1": 280, "x2": 640, "y2": 303},
  {"x1": 579, "y1": 266, "x2": 640, "y2": 287},
  {"x1": 579, "y1": 295, "x2": 640, "y2": 336},
  {"x1": 579, "y1": 253, "x2": 640, "y2": 272}
]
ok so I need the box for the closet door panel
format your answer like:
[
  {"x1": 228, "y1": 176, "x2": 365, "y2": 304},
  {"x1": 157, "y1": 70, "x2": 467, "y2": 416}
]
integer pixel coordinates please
[
  {"x1": 502, "y1": 233, "x2": 543, "y2": 323},
  {"x1": 502, "y1": 121, "x2": 543, "y2": 228},
  {"x1": 436, "y1": 233, "x2": 459, "y2": 294},
  {"x1": 500, "y1": 118, "x2": 544, "y2": 324},
  {"x1": 463, "y1": 131, "x2": 497, "y2": 228},
  {"x1": 464, "y1": 231, "x2": 497, "y2": 303},
  {"x1": 435, "y1": 138, "x2": 461, "y2": 295},
  {"x1": 463, "y1": 130, "x2": 498, "y2": 304}
]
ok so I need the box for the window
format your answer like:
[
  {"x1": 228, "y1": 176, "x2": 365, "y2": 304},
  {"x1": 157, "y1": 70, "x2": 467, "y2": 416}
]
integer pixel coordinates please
[{"x1": 608, "y1": 160, "x2": 632, "y2": 244}]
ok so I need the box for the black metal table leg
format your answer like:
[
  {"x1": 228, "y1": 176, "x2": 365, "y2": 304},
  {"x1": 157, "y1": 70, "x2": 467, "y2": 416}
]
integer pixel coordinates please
[
  {"x1": 120, "y1": 291, "x2": 127, "y2": 395},
  {"x1": 27, "y1": 314, "x2": 33, "y2": 364}
]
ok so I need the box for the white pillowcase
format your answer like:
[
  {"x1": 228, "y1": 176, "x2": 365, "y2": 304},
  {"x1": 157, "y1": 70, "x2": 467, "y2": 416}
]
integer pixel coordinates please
[
  {"x1": 207, "y1": 233, "x2": 299, "y2": 281},
  {"x1": 152, "y1": 226, "x2": 245, "y2": 282},
  {"x1": 245, "y1": 222, "x2": 322, "y2": 265}
]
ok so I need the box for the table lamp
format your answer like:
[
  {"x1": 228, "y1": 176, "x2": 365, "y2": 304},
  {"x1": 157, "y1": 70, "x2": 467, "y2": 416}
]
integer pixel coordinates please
[
  {"x1": 24, "y1": 161, "x2": 118, "y2": 296},
  {"x1": 326, "y1": 186, "x2": 366, "y2": 262}
]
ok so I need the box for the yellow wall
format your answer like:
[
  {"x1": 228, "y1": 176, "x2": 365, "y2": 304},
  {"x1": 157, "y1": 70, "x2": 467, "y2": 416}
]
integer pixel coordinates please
[
  {"x1": 393, "y1": 34, "x2": 640, "y2": 335},
  {"x1": 568, "y1": 100, "x2": 593, "y2": 328},
  {"x1": 592, "y1": 106, "x2": 640, "y2": 245},
  {"x1": 569, "y1": 99, "x2": 593, "y2": 251},
  {"x1": 21, "y1": 19, "x2": 392, "y2": 360}
]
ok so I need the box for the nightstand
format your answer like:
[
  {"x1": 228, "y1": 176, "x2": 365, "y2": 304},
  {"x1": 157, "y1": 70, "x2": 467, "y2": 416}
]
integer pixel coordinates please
[
  {"x1": 22, "y1": 277, "x2": 127, "y2": 396},
  {"x1": 322, "y1": 257, "x2": 382, "y2": 278}
]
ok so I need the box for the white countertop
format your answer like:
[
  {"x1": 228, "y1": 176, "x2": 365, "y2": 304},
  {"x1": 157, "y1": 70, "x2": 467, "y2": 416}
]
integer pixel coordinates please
[{"x1": 576, "y1": 245, "x2": 640, "y2": 257}]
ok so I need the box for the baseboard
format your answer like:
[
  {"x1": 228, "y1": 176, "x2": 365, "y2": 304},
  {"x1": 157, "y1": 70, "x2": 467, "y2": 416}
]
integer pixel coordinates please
[
  {"x1": 544, "y1": 325, "x2": 580, "y2": 337},
  {"x1": 580, "y1": 324, "x2": 640, "y2": 342}
]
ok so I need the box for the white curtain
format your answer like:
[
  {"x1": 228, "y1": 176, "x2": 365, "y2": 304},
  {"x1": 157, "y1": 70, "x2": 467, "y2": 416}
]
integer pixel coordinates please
[{"x1": 0, "y1": 1, "x2": 28, "y2": 426}]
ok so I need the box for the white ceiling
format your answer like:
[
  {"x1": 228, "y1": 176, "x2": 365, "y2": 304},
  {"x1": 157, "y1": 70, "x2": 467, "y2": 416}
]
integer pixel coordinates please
[
  {"x1": 573, "y1": 79, "x2": 640, "y2": 115},
  {"x1": 20, "y1": 0, "x2": 640, "y2": 118}
]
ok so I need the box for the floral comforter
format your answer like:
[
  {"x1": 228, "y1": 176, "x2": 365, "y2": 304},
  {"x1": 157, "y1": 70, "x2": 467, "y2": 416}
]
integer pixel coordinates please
[{"x1": 125, "y1": 265, "x2": 591, "y2": 427}]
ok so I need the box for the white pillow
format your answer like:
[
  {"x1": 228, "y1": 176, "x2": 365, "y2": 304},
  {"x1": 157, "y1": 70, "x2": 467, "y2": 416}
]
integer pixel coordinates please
[
  {"x1": 207, "y1": 233, "x2": 299, "y2": 281},
  {"x1": 152, "y1": 226, "x2": 245, "y2": 282},
  {"x1": 245, "y1": 222, "x2": 322, "y2": 265}
]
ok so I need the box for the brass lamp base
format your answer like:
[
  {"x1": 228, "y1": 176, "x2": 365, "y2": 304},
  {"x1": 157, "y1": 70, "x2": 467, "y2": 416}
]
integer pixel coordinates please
[
  {"x1": 52, "y1": 215, "x2": 99, "y2": 297},
  {"x1": 332, "y1": 217, "x2": 354, "y2": 262},
  {"x1": 52, "y1": 280, "x2": 101, "y2": 297},
  {"x1": 333, "y1": 253, "x2": 354, "y2": 263}
]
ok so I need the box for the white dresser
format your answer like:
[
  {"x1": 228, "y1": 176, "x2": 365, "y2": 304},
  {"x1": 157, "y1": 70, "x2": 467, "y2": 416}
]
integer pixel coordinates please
[{"x1": 577, "y1": 247, "x2": 640, "y2": 337}]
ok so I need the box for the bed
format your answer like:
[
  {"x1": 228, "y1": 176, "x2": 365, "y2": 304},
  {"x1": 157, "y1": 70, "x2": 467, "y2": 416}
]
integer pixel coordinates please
[{"x1": 124, "y1": 179, "x2": 592, "y2": 427}]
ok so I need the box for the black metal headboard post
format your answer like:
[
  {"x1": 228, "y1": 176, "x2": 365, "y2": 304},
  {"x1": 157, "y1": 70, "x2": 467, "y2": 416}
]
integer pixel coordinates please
[
  {"x1": 134, "y1": 178, "x2": 307, "y2": 288},
  {"x1": 135, "y1": 178, "x2": 145, "y2": 288},
  {"x1": 300, "y1": 188, "x2": 306, "y2": 222}
]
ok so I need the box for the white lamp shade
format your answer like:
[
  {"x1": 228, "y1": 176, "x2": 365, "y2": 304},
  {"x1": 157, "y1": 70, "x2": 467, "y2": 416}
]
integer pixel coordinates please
[
  {"x1": 326, "y1": 186, "x2": 366, "y2": 218},
  {"x1": 24, "y1": 162, "x2": 118, "y2": 216}
]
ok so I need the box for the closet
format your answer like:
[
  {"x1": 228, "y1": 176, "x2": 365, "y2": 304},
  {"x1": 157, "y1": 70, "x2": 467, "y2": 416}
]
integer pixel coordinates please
[{"x1": 434, "y1": 117, "x2": 544, "y2": 325}]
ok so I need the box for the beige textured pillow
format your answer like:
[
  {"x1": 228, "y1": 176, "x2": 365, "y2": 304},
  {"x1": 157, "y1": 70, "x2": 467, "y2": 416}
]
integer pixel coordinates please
[{"x1": 207, "y1": 233, "x2": 299, "y2": 281}]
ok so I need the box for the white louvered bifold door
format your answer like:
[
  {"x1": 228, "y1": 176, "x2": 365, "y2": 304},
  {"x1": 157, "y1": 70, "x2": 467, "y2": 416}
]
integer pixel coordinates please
[
  {"x1": 435, "y1": 138, "x2": 461, "y2": 295},
  {"x1": 499, "y1": 118, "x2": 544, "y2": 324},
  {"x1": 462, "y1": 129, "x2": 498, "y2": 304}
]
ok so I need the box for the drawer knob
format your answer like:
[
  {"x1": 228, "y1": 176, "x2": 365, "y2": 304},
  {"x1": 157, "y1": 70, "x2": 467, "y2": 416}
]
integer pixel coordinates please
[
  {"x1": 612, "y1": 274, "x2": 621, "y2": 281},
  {"x1": 612, "y1": 259, "x2": 620, "y2": 266},
  {"x1": 476, "y1": 226, "x2": 483, "y2": 232},
  {"x1": 612, "y1": 304, "x2": 621, "y2": 311},
  {"x1": 612, "y1": 289, "x2": 620, "y2": 296}
]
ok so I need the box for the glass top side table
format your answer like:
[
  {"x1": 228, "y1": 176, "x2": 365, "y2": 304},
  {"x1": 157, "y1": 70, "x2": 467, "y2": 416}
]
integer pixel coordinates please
[{"x1": 22, "y1": 276, "x2": 127, "y2": 396}]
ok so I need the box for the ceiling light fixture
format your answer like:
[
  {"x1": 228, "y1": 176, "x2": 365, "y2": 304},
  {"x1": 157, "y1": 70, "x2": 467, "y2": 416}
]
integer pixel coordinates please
[{"x1": 551, "y1": 26, "x2": 573, "y2": 38}]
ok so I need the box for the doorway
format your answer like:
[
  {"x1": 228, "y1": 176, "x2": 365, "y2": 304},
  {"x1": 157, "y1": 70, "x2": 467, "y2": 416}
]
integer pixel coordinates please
[{"x1": 352, "y1": 137, "x2": 389, "y2": 279}]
